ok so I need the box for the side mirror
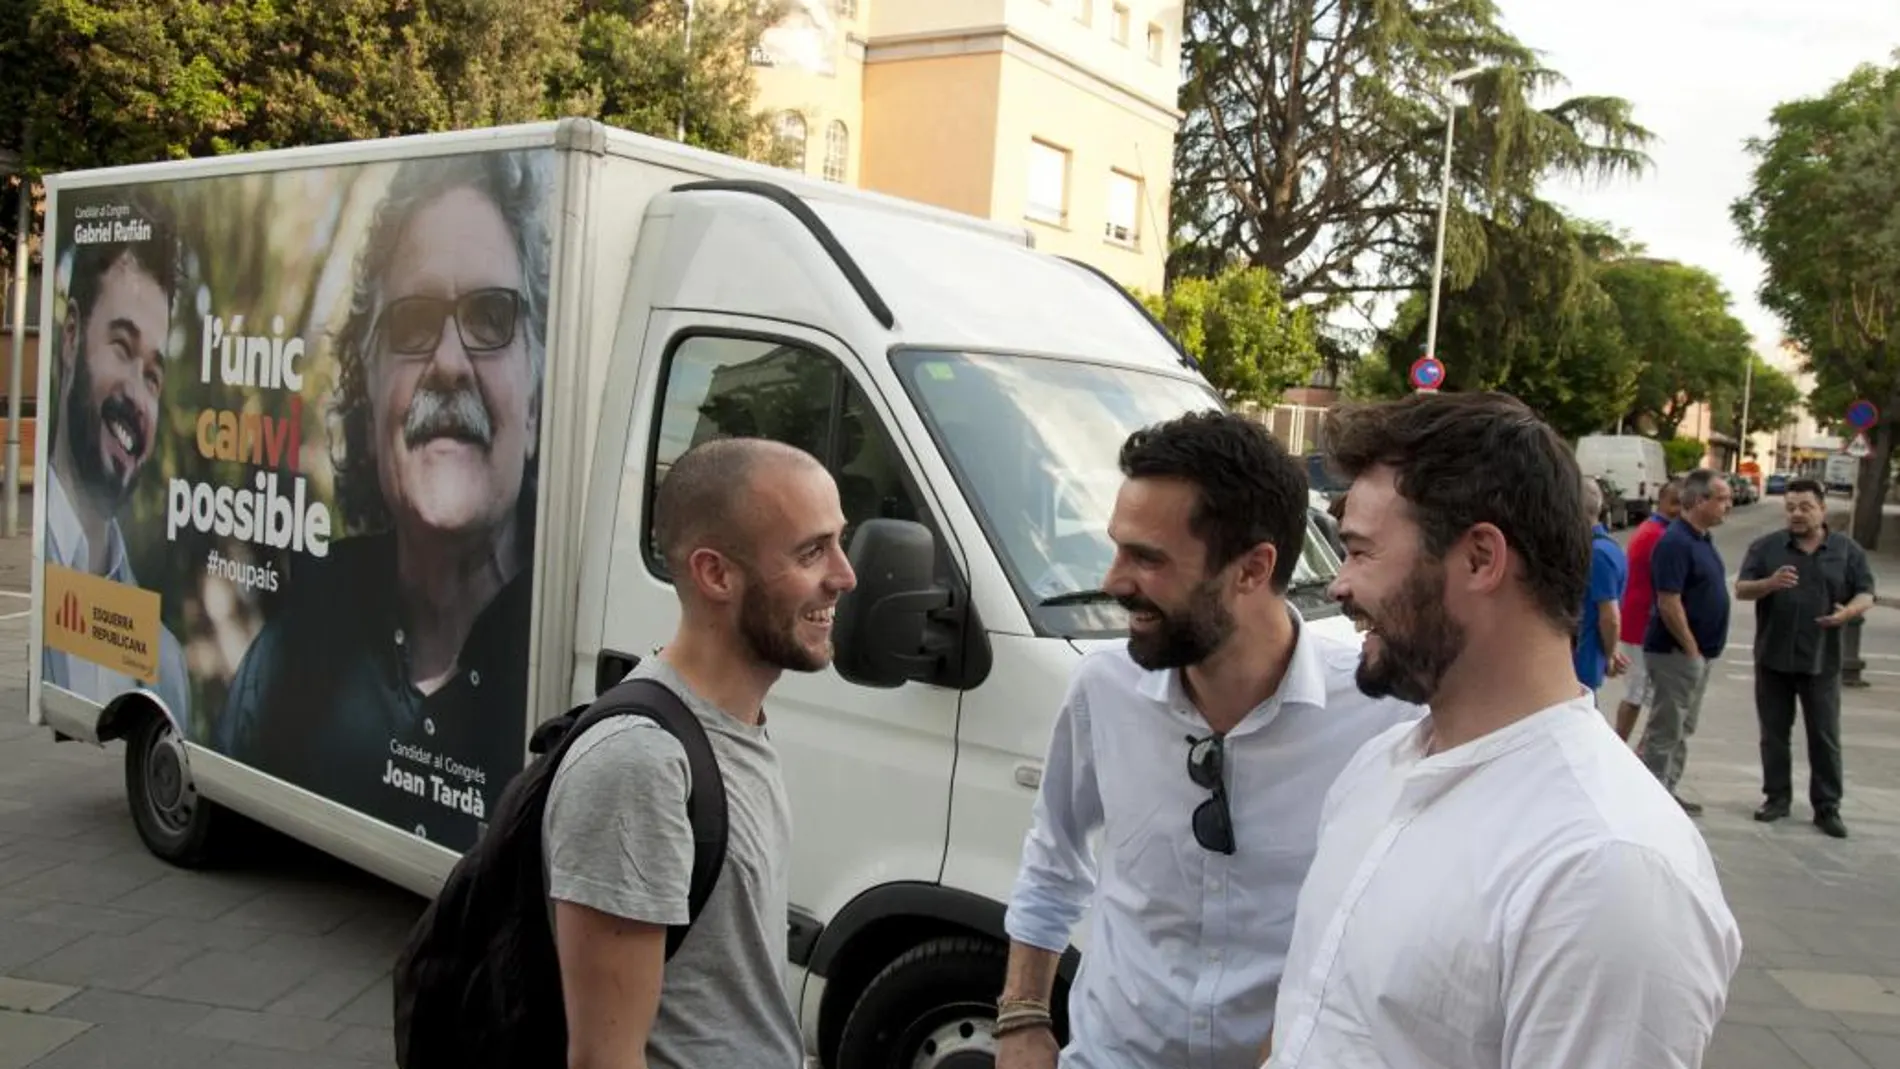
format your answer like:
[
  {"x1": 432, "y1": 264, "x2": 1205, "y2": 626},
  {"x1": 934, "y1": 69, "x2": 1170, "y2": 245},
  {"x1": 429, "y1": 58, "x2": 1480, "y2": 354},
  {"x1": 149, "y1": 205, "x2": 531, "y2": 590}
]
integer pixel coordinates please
[{"x1": 834, "y1": 518, "x2": 964, "y2": 689}]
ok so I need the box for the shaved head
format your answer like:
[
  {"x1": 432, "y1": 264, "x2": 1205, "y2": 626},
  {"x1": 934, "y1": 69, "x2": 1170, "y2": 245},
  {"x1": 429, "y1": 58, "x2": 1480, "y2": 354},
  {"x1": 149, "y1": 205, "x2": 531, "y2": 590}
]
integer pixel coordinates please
[
  {"x1": 1580, "y1": 475, "x2": 1603, "y2": 522},
  {"x1": 654, "y1": 437, "x2": 827, "y2": 580}
]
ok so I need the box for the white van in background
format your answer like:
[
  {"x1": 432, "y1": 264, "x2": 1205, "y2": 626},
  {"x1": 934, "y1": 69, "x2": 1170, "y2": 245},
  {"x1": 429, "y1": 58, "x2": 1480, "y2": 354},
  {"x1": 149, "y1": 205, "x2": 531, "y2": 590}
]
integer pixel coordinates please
[
  {"x1": 1576, "y1": 433, "x2": 1671, "y2": 520},
  {"x1": 28, "y1": 118, "x2": 1358, "y2": 1069}
]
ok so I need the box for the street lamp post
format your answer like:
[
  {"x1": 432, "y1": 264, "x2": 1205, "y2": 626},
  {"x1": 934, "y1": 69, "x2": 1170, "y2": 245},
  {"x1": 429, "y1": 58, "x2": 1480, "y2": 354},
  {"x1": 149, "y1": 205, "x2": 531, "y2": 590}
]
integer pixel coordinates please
[
  {"x1": 3, "y1": 136, "x2": 26, "y2": 538},
  {"x1": 677, "y1": 0, "x2": 695, "y2": 143},
  {"x1": 1423, "y1": 66, "x2": 1485, "y2": 375}
]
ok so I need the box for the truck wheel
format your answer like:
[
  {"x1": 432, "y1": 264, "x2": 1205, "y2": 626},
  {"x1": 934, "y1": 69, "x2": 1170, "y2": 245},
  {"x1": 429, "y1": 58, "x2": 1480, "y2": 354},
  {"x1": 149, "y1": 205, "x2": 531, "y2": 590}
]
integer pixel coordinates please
[
  {"x1": 835, "y1": 936, "x2": 1041, "y2": 1069},
  {"x1": 125, "y1": 710, "x2": 227, "y2": 867}
]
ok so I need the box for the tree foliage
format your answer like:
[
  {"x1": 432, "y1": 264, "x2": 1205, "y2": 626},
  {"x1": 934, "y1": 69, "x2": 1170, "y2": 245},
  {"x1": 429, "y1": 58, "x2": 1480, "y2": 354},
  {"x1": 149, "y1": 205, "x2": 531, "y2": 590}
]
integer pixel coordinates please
[
  {"x1": 0, "y1": 0, "x2": 781, "y2": 254},
  {"x1": 1662, "y1": 436, "x2": 1706, "y2": 475},
  {"x1": 1597, "y1": 258, "x2": 1754, "y2": 437},
  {"x1": 1137, "y1": 265, "x2": 1323, "y2": 409},
  {"x1": 1170, "y1": 0, "x2": 1653, "y2": 306},
  {"x1": 1732, "y1": 50, "x2": 1900, "y2": 546},
  {"x1": 1363, "y1": 206, "x2": 1636, "y2": 439}
]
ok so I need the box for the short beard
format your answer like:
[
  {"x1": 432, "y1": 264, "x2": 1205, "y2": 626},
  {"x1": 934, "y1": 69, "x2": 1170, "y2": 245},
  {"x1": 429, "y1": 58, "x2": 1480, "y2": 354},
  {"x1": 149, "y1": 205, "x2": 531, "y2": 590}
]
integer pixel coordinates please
[
  {"x1": 1352, "y1": 562, "x2": 1465, "y2": 705},
  {"x1": 1121, "y1": 573, "x2": 1235, "y2": 671},
  {"x1": 737, "y1": 565, "x2": 829, "y2": 673},
  {"x1": 63, "y1": 337, "x2": 135, "y2": 512}
]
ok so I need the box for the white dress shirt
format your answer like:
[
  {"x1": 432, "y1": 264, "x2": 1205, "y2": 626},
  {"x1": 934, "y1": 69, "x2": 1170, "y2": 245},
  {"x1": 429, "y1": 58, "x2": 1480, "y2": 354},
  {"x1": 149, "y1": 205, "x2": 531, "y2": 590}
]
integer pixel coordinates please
[
  {"x1": 1268, "y1": 693, "x2": 1743, "y2": 1069},
  {"x1": 1004, "y1": 614, "x2": 1425, "y2": 1069}
]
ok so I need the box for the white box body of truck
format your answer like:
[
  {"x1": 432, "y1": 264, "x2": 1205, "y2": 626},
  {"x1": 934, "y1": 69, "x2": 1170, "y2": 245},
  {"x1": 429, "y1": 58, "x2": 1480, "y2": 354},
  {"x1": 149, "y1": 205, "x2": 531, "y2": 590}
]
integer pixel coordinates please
[{"x1": 26, "y1": 118, "x2": 1357, "y2": 1066}]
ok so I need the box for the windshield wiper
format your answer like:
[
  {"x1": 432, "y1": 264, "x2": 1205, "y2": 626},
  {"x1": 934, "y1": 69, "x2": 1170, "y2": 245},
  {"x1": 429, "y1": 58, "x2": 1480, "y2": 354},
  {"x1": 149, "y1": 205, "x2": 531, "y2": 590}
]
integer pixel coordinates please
[{"x1": 1036, "y1": 588, "x2": 1122, "y2": 608}]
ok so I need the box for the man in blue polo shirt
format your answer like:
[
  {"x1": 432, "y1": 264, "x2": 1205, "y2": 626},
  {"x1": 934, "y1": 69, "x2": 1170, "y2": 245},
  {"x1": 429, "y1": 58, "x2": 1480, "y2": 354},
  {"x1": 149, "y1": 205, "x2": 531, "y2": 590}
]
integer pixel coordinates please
[
  {"x1": 1575, "y1": 476, "x2": 1630, "y2": 696},
  {"x1": 1637, "y1": 468, "x2": 1734, "y2": 815}
]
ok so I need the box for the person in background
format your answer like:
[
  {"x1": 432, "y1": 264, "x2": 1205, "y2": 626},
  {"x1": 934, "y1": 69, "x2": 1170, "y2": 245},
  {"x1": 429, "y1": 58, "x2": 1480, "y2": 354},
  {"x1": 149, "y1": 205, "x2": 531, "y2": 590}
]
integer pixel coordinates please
[
  {"x1": 995, "y1": 411, "x2": 1422, "y2": 1069},
  {"x1": 1574, "y1": 476, "x2": 1630, "y2": 696},
  {"x1": 1611, "y1": 479, "x2": 1681, "y2": 741},
  {"x1": 1266, "y1": 391, "x2": 1740, "y2": 1069},
  {"x1": 1636, "y1": 468, "x2": 1733, "y2": 816},
  {"x1": 1734, "y1": 477, "x2": 1876, "y2": 839}
]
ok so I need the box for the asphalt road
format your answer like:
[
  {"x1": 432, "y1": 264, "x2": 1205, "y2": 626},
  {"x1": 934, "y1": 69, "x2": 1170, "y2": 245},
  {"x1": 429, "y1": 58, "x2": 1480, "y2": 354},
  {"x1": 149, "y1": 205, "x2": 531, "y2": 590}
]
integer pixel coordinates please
[{"x1": 2, "y1": 496, "x2": 1900, "y2": 1067}]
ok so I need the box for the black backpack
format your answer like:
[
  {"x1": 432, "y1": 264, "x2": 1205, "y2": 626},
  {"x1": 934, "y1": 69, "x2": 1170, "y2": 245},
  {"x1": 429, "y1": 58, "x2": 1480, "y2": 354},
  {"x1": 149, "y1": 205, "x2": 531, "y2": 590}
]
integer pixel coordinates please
[{"x1": 391, "y1": 676, "x2": 729, "y2": 1069}]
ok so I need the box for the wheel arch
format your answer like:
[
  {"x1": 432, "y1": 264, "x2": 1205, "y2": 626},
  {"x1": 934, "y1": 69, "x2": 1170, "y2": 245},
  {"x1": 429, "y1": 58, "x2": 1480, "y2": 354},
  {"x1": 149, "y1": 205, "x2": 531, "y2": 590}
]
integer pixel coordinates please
[{"x1": 805, "y1": 882, "x2": 1080, "y2": 1067}]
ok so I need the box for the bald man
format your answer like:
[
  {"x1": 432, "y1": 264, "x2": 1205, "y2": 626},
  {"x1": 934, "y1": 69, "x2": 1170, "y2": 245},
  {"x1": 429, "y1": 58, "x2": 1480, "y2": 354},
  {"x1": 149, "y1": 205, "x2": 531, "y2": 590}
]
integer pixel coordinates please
[{"x1": 543, "y1": 437, "x2": 856, "y2": 1069}]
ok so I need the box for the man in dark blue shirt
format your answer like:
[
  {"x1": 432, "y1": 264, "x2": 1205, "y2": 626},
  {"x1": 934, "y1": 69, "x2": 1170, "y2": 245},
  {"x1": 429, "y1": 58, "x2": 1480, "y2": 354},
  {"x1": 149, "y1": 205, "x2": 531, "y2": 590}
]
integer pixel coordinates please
[{"x1": 1636, "y1": 468, "x2": 1733, "y2": 815}]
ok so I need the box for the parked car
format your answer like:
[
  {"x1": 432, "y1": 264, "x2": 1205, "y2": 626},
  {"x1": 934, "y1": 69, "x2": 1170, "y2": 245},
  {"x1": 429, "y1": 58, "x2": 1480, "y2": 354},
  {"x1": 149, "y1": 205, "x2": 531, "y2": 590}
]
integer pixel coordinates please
[
  {"x1": 1726, "y1": 473, "x2": 1758, "y2": 505},
  {"x1": 1765, "y1": 472, "x2": 1788, "y2": 495}
]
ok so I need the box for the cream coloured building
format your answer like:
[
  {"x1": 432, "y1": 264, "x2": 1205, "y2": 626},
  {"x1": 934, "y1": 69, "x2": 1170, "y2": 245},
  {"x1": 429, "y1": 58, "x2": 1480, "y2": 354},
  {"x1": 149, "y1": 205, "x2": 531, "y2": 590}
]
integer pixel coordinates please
[{"x1": 745, "y1": 0, "x2": 1185, "y2": 296}]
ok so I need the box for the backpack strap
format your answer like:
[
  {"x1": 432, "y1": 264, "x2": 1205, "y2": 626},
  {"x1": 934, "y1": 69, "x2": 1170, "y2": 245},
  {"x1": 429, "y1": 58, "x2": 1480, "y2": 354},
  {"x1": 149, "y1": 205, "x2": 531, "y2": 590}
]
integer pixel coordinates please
[{"x1": 578, "y1": 677, "x2": 730, "y2": 961}]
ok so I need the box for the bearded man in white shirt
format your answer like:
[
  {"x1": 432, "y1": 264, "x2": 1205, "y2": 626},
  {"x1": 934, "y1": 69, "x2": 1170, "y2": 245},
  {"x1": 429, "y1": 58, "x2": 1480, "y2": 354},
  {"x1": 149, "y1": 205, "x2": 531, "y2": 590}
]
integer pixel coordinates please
[
  {"x1": 995, "y1": 409, "x2": 1424, "y2": 1069},
  {"x1": 1265, "y1": 391, "x2": 1742, "y2": 1069}
]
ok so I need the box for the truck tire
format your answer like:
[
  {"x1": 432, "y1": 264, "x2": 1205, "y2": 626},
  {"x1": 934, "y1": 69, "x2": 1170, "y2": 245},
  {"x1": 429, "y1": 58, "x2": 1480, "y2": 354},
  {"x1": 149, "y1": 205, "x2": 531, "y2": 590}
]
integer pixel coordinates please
[
  {"x1": 835, "y1": 935, "x2": 1043, "y2": 1069},
  {"x1": 124, "y1": 710, "x2": 228, "y2": 867}
]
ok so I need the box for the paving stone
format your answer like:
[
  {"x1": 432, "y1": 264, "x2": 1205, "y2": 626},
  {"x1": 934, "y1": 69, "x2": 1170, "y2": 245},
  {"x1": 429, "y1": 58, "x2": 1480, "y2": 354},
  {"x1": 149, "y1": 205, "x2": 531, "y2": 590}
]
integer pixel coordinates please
[
  {"x1": 327, "y1": 975, "x2": 390, "y2": 1029},
  {"x1": 1775, "y1": 971, "x2": 1900, "y2": 1017},
  {"x1": 322, "y1": 1024, "x2": 392, "y2": 1064},
  {"x1": 1777, "y1": 1027, "x2": 1880, "y2": 1069},
  {"x1": 14, "y1": 1024, "x2": 231, "y2": 1069},
  {"x1": 262, "y1": 967, "x2": 383, "y2": 1021},
  {"x1": 36, "y1": 988, "x2": 217, "y2": 1033},
  {"x1": 1847, "y1": 1033, "x2": 1900, "y2": 1069},
  {"x1": 19, "y1": 902, "x2": 155, "y2": 937},
  {"x1": 115, "y1": 874, "x2": 264, "y2": 923},
  {"x1": 137, "y1": 950, "x2": 317, "y2": 1011},
  {"x1": 3, "y1": 859, "x2": 167, "y2": 908},
  {"x1": 1709, "y1": 1022, "x2": 1801, "y2": 1069},
  {"x1": 0, "y1": 976, "x2": 77, "y2": 1013},
  {"x1": 0, "y1": 921, "x2": 87, "y2": 974},
  {"x1": 0, "y1": 1010, "x2": 90, "y2": 1069},
  {"x1": 14, "y1": 931, "x2": 205, "y2": 993},
  {"x1": 185, "y1": 1008, "x2": 343, "y2": 1053}
]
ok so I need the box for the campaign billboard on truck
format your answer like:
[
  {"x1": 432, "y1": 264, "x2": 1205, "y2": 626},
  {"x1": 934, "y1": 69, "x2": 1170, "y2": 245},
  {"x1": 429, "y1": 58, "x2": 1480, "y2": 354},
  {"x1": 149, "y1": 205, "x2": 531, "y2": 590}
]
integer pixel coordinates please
[{"x1": 38, "y1": 147, "x2": 554, "y2": 853}]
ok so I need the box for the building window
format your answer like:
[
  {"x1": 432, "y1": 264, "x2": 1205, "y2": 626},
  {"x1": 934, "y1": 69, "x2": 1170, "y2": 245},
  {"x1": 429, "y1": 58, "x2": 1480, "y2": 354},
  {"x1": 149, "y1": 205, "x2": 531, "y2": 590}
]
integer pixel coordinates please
[
  {"x1": 1112, "y1": 4, "x2": 1130, "y2": 44},
  {"x1": 824, "y1": 120, "x2": 849, "y2": 183},
  {"x1": 835, "y1": 0, "x2": 856, "y2": 17},
  {"x1": 1147, "y1": 23, "x2": 1164, "y2": 63},
  {"x1": 776, "y1": 111, "x2": 808, "y2": 171},
  {"x1": 1026, "y1": 140, "x2": 1069, "y2": 226},
  {"x1": 1106, "y1": 170, "x2": 1140, "y2": 247},
  {"x1": 1071, "y1": 0, "x2": 1092, "y2": 26}
]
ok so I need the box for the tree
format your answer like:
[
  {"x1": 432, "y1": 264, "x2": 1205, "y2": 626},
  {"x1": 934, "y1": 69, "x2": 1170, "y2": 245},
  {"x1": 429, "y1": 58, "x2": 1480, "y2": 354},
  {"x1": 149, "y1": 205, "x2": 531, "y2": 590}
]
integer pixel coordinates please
[
  {"x1": 1365, "y1": 204, "x2": 1640, "y2": 440},
  {"x1": 1169, "y1": 0, "x2": 1653, "y2": 307},
  {"x1": 1662, "y1": 436, "x2": 1705, "y2": 475},
  {"x1": 1597, "y1": 258, "x2": 1754, "y2": 437},
  {"x1": 1732, "y1": 52, "x2": 1900, "y2": 547},
  {"x1": 1137, "y1": 264, "x2": 1323, "y2": 409},
  {"x1": 0, "y1": 0, "x2": 783, "y2": 252},
  {"x1": 1713, "y1": 356, "x2": 1803, "y2": 445}
]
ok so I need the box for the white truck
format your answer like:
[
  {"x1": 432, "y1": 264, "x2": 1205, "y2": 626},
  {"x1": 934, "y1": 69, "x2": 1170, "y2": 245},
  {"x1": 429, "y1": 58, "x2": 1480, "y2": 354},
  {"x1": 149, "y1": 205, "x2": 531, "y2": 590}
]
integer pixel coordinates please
[
  {"x1": 1575, "y1": 433, "x2": 1671, "y2": 520},
  {"x1": 27, "y1": 118, "x2": 1355, "y2": 1067},
  {"x1": 1824, "y1": 451, "x2": 1859, "y2": 495}
]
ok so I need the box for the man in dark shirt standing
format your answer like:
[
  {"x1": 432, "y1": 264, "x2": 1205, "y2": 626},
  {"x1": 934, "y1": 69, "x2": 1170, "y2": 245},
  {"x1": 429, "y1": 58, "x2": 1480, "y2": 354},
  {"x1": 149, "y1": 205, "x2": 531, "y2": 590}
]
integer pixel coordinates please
[
  {"x1": 1735, "y1": 477, "x2": 1876, "y2": 838},
  {"x1": 1637, "y1": 468, "x2": 1733, "y2": 815}
]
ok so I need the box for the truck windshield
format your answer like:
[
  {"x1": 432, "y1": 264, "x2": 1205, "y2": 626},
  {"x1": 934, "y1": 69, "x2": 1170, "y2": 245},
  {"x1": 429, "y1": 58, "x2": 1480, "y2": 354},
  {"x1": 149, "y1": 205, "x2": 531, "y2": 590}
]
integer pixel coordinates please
[{"x1": 893, "y1": 348, "x2": 1343, "y2": 638}]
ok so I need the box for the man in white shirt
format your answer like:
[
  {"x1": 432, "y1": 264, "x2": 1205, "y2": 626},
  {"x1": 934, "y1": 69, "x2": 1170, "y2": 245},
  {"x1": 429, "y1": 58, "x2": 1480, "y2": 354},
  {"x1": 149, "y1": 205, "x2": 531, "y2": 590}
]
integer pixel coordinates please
[
  {"x1": 996, "y1": 410, "x2": 1424, "y2": 1069},
  {"x1": 42, "y1": 189, "x2": 192, "y2": 733},
  {"x1": 1266, "y1": 391, "x2": 1742, "y2": 1069}
]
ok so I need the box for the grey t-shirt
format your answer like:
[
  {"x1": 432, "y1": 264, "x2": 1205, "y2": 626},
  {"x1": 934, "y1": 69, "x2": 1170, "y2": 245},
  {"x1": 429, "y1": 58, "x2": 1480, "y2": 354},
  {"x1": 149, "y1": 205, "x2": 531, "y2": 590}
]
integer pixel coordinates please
[{"x1": 541, "y1": 657, "x2": 801, "y2": 1069}]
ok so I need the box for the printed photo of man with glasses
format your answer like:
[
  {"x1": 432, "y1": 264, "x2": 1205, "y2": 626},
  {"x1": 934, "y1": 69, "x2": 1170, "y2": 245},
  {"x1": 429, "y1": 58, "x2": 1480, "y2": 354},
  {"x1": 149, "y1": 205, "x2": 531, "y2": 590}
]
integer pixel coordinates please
[
  {"x1": 214, "y1": 151, "x2": 551, "y2": 851},
  {"x1": 994, "y1": 411, "x2": 1424, "y2": 1069}
]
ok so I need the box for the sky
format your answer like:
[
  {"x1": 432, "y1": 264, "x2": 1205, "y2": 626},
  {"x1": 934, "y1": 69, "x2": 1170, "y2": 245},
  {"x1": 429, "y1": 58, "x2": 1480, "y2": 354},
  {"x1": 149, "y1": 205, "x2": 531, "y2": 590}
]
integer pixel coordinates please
[{"x1": 1494, "y1": 0, "x2": 1900, "y2": 364}]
